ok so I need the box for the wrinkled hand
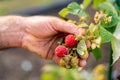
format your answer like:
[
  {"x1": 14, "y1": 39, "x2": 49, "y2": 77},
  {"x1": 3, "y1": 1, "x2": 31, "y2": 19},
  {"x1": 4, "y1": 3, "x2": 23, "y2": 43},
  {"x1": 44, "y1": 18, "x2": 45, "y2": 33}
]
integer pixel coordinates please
[{"x1": 22, "y1": 16, "x2": 87, "y2": 67}]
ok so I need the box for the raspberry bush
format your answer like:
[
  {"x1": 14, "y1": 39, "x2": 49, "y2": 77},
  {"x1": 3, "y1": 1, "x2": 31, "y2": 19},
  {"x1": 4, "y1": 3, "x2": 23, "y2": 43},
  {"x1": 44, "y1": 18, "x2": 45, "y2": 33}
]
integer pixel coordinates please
[{"x1": 54, "y1": 0, "x2": 120, "y2": 72}]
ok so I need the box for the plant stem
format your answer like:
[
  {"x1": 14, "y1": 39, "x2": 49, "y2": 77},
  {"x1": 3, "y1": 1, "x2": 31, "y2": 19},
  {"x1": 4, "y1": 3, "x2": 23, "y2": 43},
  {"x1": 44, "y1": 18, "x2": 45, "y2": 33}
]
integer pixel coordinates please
[{"x1": 108, "y1": 44, "x2": 113, "y2": 80}]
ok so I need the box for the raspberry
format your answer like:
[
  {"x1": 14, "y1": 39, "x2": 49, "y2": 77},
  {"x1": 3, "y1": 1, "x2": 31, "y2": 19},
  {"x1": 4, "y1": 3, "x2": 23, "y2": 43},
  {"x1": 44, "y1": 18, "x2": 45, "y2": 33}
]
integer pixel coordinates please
[
  {"x1": 65, "y1": 34, "x2": 77, "y2": 47},
  {"x1": 55, "y1": 45, "x2": 68, "y2": 57}
]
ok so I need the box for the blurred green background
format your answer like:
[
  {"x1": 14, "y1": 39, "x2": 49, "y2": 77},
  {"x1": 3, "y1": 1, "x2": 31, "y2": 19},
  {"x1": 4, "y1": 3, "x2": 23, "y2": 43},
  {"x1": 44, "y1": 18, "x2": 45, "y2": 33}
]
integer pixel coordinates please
[
  {"x1": 0, "y1": 0, "x2": 62, "y2": 14},
  {"x1": 0, "y1": 0, "x2": 80, "y2": 15}
]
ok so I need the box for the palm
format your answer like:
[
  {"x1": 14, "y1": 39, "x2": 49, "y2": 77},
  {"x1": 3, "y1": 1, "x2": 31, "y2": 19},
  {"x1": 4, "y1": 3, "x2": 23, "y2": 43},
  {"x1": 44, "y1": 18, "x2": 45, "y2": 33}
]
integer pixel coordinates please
[
  {"x1": 22, "y1": 16, "x2": 86, "y2": 66},
  {"x1": 22, "y1": 16, "x2": 65, "y2": 64}
]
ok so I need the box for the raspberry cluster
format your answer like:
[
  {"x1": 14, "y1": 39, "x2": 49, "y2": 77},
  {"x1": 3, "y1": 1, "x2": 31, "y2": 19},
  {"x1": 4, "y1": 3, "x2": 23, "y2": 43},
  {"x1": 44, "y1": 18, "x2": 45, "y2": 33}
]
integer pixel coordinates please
[
  {"x1": 55, "y1": 34, "x2": 77, "y2": 57},
  {"x1": 55, "y1": 34, "x2": 84, "y2": 69}
]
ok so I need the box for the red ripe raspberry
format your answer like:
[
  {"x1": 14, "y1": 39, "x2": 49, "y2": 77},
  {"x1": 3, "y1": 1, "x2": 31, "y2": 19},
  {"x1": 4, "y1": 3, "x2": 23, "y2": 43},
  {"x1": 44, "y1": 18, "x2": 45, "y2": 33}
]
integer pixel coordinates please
[
  {"x1": 65, "y1": 34, "x2": 77, "y2": 47},
  {"x1": 55, "y1": 45, "x2": 68, "y2": 57}
]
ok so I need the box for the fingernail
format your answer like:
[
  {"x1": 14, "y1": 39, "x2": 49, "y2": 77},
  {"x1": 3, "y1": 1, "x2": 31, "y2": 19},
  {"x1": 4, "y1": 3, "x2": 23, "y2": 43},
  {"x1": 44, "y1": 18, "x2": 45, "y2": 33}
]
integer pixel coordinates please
[
  {"x1": 79, "y1": 60, "x2": 86, "y2": 67},
  {"x1": 76, "y1": 28, "x2": 86, "y2": 35}
]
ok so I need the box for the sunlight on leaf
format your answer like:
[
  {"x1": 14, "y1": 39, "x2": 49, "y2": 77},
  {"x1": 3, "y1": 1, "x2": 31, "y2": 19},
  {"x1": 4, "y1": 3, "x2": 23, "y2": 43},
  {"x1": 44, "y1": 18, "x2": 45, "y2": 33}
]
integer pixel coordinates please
[
  {"x1": 111, "y1": 37, "x2": 120, "y2": 64},
  {"x1": 100, "y1": 10, "x2": 119, "y2": 28},
  {"x1": 77, "y1": 40, "x2": 88, "y2": 56},
  {"x1": 68, "y1": 2, "x2": 87, "y2": 17},
  {"x1": 112, "y1": 22, "x2": 120, "y2": 64},
  {"x1": 59, "y1": 2, "x2": 88, "y2": 19},
  {"x1": 100, "y1": 26, "x2": 113, "y2": 43},
  {"x1": 98, "y1": 2, "x2": 118, "y2": 16},
  {"x1": 59, "y1": 8, "x2": 69, "y2": 18},
  {"x1": 113, "y1": 22, "x2": 120, "y2": 41},
  {"x1": 93, "y1": 0, "x2": 108, "y2": 8}
]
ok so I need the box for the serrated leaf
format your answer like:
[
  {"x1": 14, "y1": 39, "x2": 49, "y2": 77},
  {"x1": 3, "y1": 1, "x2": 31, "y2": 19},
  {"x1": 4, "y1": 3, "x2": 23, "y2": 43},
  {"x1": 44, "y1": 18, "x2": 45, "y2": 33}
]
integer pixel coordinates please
[
  {"x1": 99, "y1": 2, "x2": 119, "y2": 28},
  {"x1": 68, "y1": 2, "x2": 81, "y2": 10},
  {"x1": 93, "y1": 0, "x2": 107, "y2": 9},
  {"x1": 113, "y1": 22, "x2": 120, "y2": 41},
  {"x1": 83, "y1": 0, "x2": 92, "y2": 9},
  {"x1": 109, "y1": 22, "x2": 120, "y2": 66},
  {"x1": 67, "y1": 2, "x2": 87, "y2": 18},
  {"x1": 100, "y1": 26, "x2": 113, "y2": 43},
  {"x1": 111, "y1": 37, "x2": 120, "y2": 64},
  {"x1": 77, "y1": 40, "x2": 88, "y2": 56},
  {"x1": 68, "y1": 2, "x2": 81, "y2": 15},
  {"x1": 59, "y1": 8, "x2": 69, "y2": 18},
  {"x1": 100, "y1": 10, "x2": 119, "y2": 28},
  {"x1": 98, "y1": 2, "x2": 118, "y2": 16},
  {"x1": 98, "y1": 2, "x2": 119, "y2": 29},
  {"x1": 92, "y1": 47, "x2": 102, "y2": 60},
  {"x1": 59, "y1": 2, "x2": 88, "y2": 19}
]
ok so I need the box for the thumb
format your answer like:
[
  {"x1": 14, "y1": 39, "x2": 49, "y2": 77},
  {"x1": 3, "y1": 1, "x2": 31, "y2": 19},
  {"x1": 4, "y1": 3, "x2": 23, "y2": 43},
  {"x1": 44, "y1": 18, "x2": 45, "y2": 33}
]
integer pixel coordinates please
[{"x1": 53, "y1": 18, "x2": 85, "y2": 35}]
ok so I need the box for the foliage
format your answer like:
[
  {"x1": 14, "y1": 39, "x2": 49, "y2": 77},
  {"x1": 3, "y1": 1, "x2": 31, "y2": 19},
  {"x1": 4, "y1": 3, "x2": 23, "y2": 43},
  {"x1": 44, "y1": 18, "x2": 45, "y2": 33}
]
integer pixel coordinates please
[
  {"x1": 77, "y1": 40, "x2": 88, "y2": 56},
  {"x1": 59, "y1": 2, "x2": 87, "y2": 19},
  {"x1": 112, "y1": 22, "x2": 120, "y2": 63},
  {"x1": 100, "y1": 26, "x2": 113, "y2": 43},
  {"x1": 59, "y1": 1, "x2": 120, "y2": 65},
  {"x1": 92, "y1": 47, "x2": 102, "y2": 60},
  {"x1": 83, "y1": 0, "x2": 108, "y2": 9},
  {"x1": 41, "y1": 64, "x2": 107, "y2": 80}
]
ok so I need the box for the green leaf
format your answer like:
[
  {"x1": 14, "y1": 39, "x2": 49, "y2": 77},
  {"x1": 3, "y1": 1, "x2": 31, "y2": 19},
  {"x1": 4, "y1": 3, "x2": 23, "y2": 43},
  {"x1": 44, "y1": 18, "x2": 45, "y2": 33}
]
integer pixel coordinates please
[
  {"x1": 93, "y1": 0, "x2": 108, "y2": 8},
  {"x1": 92, "y1": 47, "x2": 102, "y2": 60},
  {"x1": 113, "y1": 22, "x2": 120, "y2": 41},
  {"x1": 59, "y1": 2, "x2": 88, "y2": 19},
  {"x1": 100, "y1": 26, "x2": 113, "y2": 43},
  {"x1": 100, "y1": 10, "x2": 119, "y2": 28},
  {"x1": 98, "y1": 2, "x2": 119, "y2": 28},
  {"x1": 68, "y1": 2, "x2": 81, "y2": 10},
  {"x1": 77, "y1": 40, "x2": 88, "y2": 56},
  {"x1": 67, "y1": 2, "x2": 87, "y2": 17},
  {"x1": 111, "y1": 21, "x2": 120, "y2": 63},
  {"x1": 67, "y1": 2, "x2": 81, "y2": 15},
  {"x1": 111, "y1": 37, "x2": 120, "y2": 64},
  {"x1": 59, "y1": 8, "x2": 69, "y2": 18},
  {"x1": 83, "y1": 0, "x2": 92, "y2": 9},
  {"x1": 98, "y1": 2, "x2": 118, "y2": 16}
]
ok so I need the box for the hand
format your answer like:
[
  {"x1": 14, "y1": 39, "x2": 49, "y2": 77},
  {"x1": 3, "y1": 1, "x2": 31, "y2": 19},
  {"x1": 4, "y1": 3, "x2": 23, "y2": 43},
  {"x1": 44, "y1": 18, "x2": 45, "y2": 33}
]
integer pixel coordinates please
[
  {"x1": 0, "y1": 16, "x2": 87, "y2": 67},
  {"x1": 22, "y1": 16, "x2": 87, "y2": 67}
]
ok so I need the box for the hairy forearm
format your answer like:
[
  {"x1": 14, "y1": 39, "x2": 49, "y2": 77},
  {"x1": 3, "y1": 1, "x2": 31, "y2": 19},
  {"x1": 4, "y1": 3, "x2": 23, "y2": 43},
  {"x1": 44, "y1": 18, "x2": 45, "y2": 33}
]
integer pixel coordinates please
[{"x1": 0, "y1": 16, "x2": 25, "y2": 49}]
